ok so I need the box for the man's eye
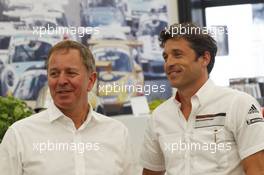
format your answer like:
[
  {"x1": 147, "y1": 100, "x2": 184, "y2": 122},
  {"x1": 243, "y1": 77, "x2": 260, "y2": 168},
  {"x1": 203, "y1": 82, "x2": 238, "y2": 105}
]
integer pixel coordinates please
[
  {"x1": 163, "y1": 55, "x2": 168, "y2": 61},
  {"x1": 174, "y1": 54, "x2": 182, "y2": 58},
  {"x1": 49, "y1": 72, "x2": 58, "y2": 77},
  {"x1": 68, "y1": 72, "x2": 78, "y2": 76}
]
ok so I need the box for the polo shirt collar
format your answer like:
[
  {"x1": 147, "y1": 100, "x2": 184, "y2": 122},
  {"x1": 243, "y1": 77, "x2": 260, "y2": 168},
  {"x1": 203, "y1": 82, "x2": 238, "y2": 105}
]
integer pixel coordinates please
[
  {"x1": 47, "y1": 102, "x2": 63, "y2": 122},
  {"x1": 195, "y1": 79, "x2": 215, "y2": 105},
  {"x1": 173, "y1": 79, "x2": 215, "y2": 106},
  {"x1": 47, "y1": 102, "x2": 94, "y2": 125}
]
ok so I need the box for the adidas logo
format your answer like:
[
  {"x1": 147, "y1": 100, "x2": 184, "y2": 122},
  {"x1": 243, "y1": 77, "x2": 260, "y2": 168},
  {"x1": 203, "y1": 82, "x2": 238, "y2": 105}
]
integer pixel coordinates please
[{"x1": 248, "y1": 104, "x2": 259, "y2": 114}]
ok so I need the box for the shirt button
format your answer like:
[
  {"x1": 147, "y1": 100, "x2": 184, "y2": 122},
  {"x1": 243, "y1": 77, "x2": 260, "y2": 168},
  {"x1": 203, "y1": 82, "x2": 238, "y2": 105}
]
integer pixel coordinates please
[{"x1": 185, "y1": 153, "x2": 188, "y2": 159}]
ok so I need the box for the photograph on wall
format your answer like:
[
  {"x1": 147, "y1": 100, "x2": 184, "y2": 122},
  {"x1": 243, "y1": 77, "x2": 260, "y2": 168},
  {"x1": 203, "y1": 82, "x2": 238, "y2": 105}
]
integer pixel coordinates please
[
  {"x1": 213, "y1": 25, "x2": 229, "y2": 56},
  {"x1": 0, "y1": 0, "x2": 172, "y2": 116},
  {"x1": 252, "y1": 3, "x2": 264, "y2": 24},
  {"x1": 0, "y1": 0, "x2": 78, "y2": 100}
]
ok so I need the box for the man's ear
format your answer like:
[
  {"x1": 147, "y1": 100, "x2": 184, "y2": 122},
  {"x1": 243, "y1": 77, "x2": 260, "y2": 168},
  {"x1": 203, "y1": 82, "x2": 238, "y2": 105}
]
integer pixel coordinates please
[
  {"x1": 202, "y1": 51, "x2": 211, "y2": 67},
  {"x1": 87, "y1": 72, "x2": 97, "y2": 91}
]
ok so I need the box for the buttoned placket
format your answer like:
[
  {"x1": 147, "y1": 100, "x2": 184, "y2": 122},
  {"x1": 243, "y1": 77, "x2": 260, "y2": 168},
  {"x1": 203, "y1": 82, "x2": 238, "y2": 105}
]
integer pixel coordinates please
[
  {"x1": 178, "y1": 96, "x2": 200, "y2": 175},
  {"x1": 74, "y1": 129, "x2": 85, "y2": 175},
  {"x1": 62, "y1": 116, "x2": 87, "y2": 175}
]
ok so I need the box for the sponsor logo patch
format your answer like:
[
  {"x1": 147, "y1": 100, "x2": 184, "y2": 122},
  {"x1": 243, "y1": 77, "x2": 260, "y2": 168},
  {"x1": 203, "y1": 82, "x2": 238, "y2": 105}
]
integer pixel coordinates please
[
  {"x1": 195, "y1": 113, "x2": 226, "y2": 129},
  {"x1": 248, "y1": 104, "x2": 259, "y2": 114},
  {"x1": 246, "y1": 117, "x2": 264, "y2": 125}
]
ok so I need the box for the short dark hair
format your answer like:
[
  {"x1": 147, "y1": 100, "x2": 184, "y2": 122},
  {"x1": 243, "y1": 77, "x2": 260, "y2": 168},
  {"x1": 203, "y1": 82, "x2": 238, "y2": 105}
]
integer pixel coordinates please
[
  {"x1": 46, "y1": 40, "x2": 96, "y2": 72},
  {"x1": 159, "y1": 22, "x2": 217, "y2": 74}
]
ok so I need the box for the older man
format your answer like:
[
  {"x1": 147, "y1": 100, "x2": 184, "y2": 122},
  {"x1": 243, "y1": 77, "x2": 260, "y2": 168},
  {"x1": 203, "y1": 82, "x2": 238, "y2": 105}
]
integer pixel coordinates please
[{"x1": 0, "y1": 40, "x2": 137, "y2": 175}]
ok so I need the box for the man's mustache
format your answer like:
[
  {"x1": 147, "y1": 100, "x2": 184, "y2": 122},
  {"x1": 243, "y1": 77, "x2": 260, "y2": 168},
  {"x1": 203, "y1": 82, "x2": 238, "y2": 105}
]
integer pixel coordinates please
[{"x1": 55, "y1": 86, "x2": 73, "y2": 92}]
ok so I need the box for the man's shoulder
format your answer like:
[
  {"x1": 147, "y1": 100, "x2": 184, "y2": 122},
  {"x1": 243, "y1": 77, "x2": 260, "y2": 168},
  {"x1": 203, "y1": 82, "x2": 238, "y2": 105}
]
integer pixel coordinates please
[
  {"x1": 11, "y1": 110, "x2": 48, "y2": 130},
  {"x1": 214, "y1": 85, "x2": 255, "y2": 100},
  {"x1": 91, "y1": 111, "x2": 128, "y2": 131}
]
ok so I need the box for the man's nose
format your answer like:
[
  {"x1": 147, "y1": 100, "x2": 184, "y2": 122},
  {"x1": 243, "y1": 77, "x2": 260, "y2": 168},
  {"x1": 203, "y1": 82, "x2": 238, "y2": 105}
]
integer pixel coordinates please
[
  {"x1": 57, "y1": 73, "x2": 68, "y2": 85},
  {"x1": 165, "y1": 55, "x2": 176, "y2": 67}
]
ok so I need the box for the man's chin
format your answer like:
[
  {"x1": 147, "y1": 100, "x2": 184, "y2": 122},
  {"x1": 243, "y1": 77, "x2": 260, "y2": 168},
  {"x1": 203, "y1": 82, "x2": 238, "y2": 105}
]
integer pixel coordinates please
[
  {"x1": 170, "y1": 83, "x2": 181, "y2": 89},
  {"x1": 54, "y1": 101, "x2": 74, "y2": 110},
  {"x1": 168, "y1": 79, "x2": 181, "y2": 88}
]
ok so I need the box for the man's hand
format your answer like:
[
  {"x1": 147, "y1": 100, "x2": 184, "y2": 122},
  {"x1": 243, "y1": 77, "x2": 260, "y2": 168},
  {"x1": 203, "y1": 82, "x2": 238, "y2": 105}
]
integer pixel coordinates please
[
  {"x1": 242, "y1": 150, "x2": 264, "y2": 175},
  {"x1": 142, "y1": 168, "x2": 165, "y2": 175}
]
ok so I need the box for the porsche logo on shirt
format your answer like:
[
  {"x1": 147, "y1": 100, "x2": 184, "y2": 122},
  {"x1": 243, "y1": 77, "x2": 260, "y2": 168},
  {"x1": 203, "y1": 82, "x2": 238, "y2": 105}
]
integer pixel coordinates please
[
  {"x1": 195, "y1": 113, "x2": 226, "y2": 129},
  {"x1": 246, "y1": 118, "x2": 264, "y2": 125}
]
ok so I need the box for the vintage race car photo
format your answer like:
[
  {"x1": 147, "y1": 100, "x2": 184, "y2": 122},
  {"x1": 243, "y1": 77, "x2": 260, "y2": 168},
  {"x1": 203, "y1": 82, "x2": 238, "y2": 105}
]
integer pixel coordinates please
[
  {"x1": 89, "y1": 39, "x2": 144, "y2": 115},
  {"x1": 0, "y1": 31, "x2": 62, "y2": 95},
  {"x1": 13, "y1": 66, "x2": 47, "y2": 100}
]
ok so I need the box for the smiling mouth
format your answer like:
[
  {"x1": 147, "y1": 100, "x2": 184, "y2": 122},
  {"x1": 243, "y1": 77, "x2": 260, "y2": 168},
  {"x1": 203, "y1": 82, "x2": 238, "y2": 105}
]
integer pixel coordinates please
[
  {"x1": 168, "y1": 70, "x2": 182, "y2": 75},
  {"x1": 56, "y1": 90, "x2": 72, "y2": 94}
]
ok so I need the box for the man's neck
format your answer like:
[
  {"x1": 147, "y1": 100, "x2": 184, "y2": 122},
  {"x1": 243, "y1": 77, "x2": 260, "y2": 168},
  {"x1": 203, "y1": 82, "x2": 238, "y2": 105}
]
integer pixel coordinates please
[
  {"x1": 61, "y1": 104, "x2": 90, "y2": 129},
  {"x1": 176, "y1": 77, "x2": 208, "y2": 120},
  {"x1": 176, "y1": 92, "x2": 192, "y2": 120},
  {"x1": 177, "y1": 76, "x2": 208, "y2": 103}
]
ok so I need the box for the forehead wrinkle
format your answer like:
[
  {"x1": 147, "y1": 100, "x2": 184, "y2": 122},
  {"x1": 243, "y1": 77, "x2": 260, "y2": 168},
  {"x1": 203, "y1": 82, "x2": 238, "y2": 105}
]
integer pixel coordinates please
[
  {"x1": 49, "y1": 49, "x2": 81, "y2": 63},
  {"x1": 171, "y1": 48, "x2": 184, "y2": 53},
  {"x1": 48, "y1": 67, "x2": 80, "y2": 71}
]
